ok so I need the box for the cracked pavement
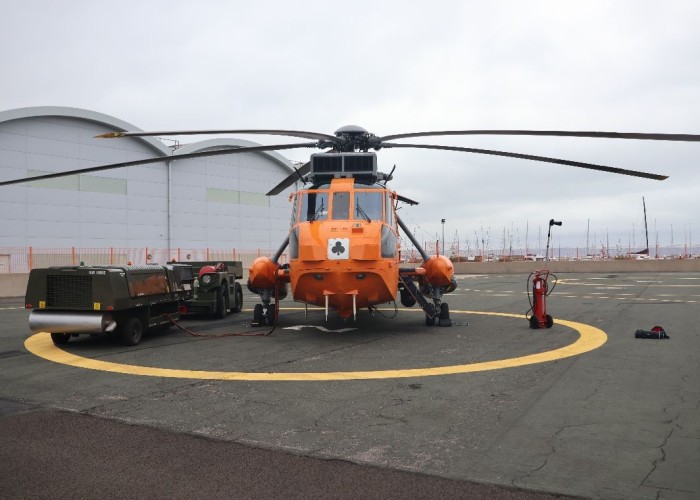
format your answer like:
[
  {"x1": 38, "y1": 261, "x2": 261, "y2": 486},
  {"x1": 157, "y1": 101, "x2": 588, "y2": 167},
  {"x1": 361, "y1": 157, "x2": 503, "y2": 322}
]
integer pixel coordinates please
[{"x1": 1, "y1": 272, "x2": 699, "y2": 499}]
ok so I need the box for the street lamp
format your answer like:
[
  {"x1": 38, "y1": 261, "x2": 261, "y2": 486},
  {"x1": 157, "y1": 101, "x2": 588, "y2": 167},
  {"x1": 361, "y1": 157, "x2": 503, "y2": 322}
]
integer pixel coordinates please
[{"x1": 441, "y1": 218, "x2": 446, "y2": 256}]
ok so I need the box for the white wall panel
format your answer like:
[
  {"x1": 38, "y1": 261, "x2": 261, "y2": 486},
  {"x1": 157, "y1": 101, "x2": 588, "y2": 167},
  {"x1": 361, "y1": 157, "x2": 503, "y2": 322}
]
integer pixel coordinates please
[
  {"x1": 0, "y1": 148, "x2": 26, "y2": 169},
  {"x1": 79, "y1": 192, "x2": 129, "y2": 209},
  {"x1": 26, "y1": 136, "x2": 80, "y2": 158},
  {"x1": 171, "y1": 183, "x2": 206, "y2": 201},
  {"x1": 27, "y1": 203, "x2": 81, "y2": 222},
  {"x1": 80, "y1": 222, "x2": 129, "y2": 240},
  {"x1": 26, "y1": 188, "x2": 81, "y2": 206},
  {"x1": 26, "y1": 220, "x2": 80, "y2": 238},
  {"x1": 171, "y1": 170, "x2": 207, "y2": 187},
  {"x1": 80, "y1": 206, "x2": 128, "y2": 224},
  {"x1": 0, "y1": 219, "x2": 26, "y2": 238},
  {"x1": 0, "y1": 201, "x2": 27, "y2": 220},
  {"x1": 0, "y1": 186, "x2": 27, "y2": 203},
  {"x1": 127, "y1": 179, "x2": 168, "y2": 198}
]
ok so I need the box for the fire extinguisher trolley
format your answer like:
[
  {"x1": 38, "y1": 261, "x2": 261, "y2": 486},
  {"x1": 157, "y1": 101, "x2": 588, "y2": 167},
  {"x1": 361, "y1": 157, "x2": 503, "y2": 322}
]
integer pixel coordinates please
[{"x1": 527, "y1": 219, "x2": 561, "y2": 329}]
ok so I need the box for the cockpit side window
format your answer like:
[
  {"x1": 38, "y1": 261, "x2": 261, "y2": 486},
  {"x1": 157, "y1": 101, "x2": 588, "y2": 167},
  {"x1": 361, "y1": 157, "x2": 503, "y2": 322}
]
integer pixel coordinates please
[
  {"x1": 290, "y1": 194, "x2": 298, "y2": 227},
  {"x1": 385, "y1": 192, "x2": 395, "y2": 227}
]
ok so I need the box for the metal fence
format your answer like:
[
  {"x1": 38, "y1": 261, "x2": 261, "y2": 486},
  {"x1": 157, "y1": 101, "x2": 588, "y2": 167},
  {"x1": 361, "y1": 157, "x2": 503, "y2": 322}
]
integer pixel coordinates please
[
  {"x1": 0, "y1": 244, "x2": 695, "y2": 274},
  {"x1": 0, "y1": 247, "x2": 288, "y2": 274}
]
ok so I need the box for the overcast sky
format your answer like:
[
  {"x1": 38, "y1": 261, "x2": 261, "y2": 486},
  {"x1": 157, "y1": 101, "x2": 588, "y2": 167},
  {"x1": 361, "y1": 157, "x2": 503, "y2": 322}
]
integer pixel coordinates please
[{"x1": 2, "y1": 1, "x2": 699, "y2": 254}]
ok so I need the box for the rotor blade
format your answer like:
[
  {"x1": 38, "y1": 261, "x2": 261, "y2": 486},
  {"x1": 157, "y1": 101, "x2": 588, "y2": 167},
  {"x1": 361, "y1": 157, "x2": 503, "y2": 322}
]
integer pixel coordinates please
[
  {"x1": 266, "y1": 162, "x2": 311, "y2": 195},
  {"x1": 380, "y1": 130, "x2": 700, "y2": 143},
  {"x1": 396, "y1": 194, "x2": 419, "y2": 206},
  {"x1": 266, "y1": 148, "x2": 337, "y2": 195},
  {"x1": 382, "y1": 142, "x2": 668, "y2": 180},
  {"x1": 97, "y1": 128, "x2": 337, "y2": 142},
  {"x1": 0, "y1": 142, "x2": 318, "y2": 187}
]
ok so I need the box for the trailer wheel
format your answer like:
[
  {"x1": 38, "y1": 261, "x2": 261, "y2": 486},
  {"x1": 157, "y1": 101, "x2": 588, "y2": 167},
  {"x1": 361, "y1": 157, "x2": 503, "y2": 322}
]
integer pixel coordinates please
[
  {"x1": 545, "y1": 314, "x2": 554, "y2": 328},
  {"x1": 215, "y1": 286, "x2": 228, "y2": 319},
  {"x1": 121, "y1": 317, "x2": 143, "y2": 346},
  {"x1": 50, "y1": 333, "x2": 71, "y2": 345},
  {"x1": 231, "y1": 283, "x2": 243, "y2": 313}
]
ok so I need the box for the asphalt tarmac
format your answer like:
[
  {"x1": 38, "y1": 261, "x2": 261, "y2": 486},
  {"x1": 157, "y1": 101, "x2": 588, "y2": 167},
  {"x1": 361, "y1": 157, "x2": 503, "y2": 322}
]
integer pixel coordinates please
[{"x1": 1, "y1": 272, "x2": 698, "y2": 499}]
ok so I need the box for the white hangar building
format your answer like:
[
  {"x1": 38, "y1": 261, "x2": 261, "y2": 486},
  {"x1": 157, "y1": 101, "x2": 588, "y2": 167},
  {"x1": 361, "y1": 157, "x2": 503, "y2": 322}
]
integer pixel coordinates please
[{"x1": 0, "y1": 106, "x2": 298, "y2": 265}]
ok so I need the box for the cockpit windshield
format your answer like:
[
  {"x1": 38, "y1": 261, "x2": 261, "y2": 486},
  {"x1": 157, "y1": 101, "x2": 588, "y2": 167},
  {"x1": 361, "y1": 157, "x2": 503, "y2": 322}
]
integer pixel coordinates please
[
  {"x1": 299, "y1": 191, "x2": 328, "y2": 222},
  {"x1": 354, "y1": 191, "x2": 383, "y2": 221}
]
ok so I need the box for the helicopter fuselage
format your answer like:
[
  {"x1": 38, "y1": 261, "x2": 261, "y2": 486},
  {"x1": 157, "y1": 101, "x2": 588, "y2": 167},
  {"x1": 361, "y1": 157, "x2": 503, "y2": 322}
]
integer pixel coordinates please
[{"x1": 288, "y1": 177, "x2": 399, "y2": 318}]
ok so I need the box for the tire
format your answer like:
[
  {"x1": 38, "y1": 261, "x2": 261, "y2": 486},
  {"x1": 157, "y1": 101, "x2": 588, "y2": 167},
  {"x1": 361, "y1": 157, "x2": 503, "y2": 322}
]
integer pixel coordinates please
[
  {"x1": 545, "y1": 314, "x2": 554, "y2": 328},
  {"x1": 438, "y1": 302, "x2": 452, "y2": 327},
  {"x1": 529, "y1": 315, "x2": 540, "y2": 329},
  {"x1": 253, "y1": 304, "x2": 264, "y2": 325},
  {"x1": 266, "y1": 304, "x2": 276, "y2": 326},
  {"x1": 439, "y1": 302, "x2": 450, "y2": 319},
  {"x1": 400, "y1": 289, "x2": 416, "y2": 308},
  {"x1": 215, "y1": 286, "x2": 228, "y2": 319},
  {"x1": 425, "y1": 314, "x2": 436, "y2": 326},
  {"x1": 231, "y1": 283, "x2": 243, "y2": 313},
  {"x1": 120, "y1": 317, "x2": 143, "y2": 346},
  {"x1": 51, "y1": 332, "x2": 71, "y2": 345}
]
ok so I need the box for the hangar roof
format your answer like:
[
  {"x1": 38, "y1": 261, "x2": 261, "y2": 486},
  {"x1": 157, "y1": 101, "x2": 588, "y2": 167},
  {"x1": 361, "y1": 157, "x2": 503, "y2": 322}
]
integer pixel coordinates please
[{"x1": 0, "y1": 106, "x2": 296, "y2": 173}]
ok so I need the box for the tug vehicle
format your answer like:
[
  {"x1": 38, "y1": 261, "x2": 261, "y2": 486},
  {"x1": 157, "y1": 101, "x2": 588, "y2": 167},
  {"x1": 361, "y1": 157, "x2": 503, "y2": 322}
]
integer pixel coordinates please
[{"x1": 177, "y1": 261, "x2": 244, "y2": 318}]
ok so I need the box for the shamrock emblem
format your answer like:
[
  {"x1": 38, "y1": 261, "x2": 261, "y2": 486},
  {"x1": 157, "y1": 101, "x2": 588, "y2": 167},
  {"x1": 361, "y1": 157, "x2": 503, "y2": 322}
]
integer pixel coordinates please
[{"x1": 332, "y1": 241, "x2": 346, "y2": 255}]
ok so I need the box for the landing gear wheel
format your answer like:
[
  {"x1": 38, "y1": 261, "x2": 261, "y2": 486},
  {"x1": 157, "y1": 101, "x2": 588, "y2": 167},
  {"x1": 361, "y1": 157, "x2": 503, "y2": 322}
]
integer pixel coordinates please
[
  {"x1": 253, "y1": 304, "x2": 264, "y2": 326},
  {"x1": 400, "y1": 289, "x2": 416, "y2": 308},
  {"x1": 425, "y1": 314, "x2": 436, "y2": 326},
  {"x1": 266, "y1": 304, "x2": 277, "y2": 326},
  {"x1": 545, "y1": 314, "x2": 554, "y2": 328},
  {"x1": 215, "y1": 286, "x2": 228, "y2": 319},
  {"x1": 529, "y1": 315, "x2": 540, "y2": 329},
  {"x1": 231, "y1": 283, "x2": 243, "y2": 313},
  {"x1": 120, "y1": 317, "x2": 143, "y2": 346},
  {"x1": 50, "y1": 333, "x2": 71, "y2": 345},
  {"x1": 438, "y1": 302, "x2": 452, "y2": 327}
]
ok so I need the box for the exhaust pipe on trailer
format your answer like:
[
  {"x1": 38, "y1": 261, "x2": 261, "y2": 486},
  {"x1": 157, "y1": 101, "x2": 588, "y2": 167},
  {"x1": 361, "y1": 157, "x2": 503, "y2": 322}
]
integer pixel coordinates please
[{"x1": 29, "y1": 310, "x2": 117, "y2": 334}]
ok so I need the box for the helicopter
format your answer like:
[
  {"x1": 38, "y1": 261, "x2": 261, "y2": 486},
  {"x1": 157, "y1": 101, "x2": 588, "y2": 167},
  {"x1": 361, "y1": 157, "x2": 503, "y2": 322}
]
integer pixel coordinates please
[{"x1": 2, "y1": 125, "x2": 699, "y2": 327}]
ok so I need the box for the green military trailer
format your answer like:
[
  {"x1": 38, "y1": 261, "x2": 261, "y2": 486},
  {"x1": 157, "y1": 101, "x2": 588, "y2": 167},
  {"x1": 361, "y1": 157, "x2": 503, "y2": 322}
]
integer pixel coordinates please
[
  {"x1": 25, "y1": 263, "x2": 194, "y2": 346},
  {"x1": 177, "y1": 261, "x2": 244, "y2": 318}
]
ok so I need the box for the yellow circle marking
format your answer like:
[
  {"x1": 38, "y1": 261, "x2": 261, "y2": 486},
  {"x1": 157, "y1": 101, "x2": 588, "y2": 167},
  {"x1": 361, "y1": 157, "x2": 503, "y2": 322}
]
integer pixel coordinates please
[{"x1": 24, "y1": 311, "x2": 606, "y2": 381}]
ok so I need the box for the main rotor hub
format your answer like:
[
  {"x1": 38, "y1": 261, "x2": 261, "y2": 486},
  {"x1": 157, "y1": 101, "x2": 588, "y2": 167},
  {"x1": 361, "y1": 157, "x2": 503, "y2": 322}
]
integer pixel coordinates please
[{"x1": 331, "y1": 125, "x2": 381, "y2": 152}]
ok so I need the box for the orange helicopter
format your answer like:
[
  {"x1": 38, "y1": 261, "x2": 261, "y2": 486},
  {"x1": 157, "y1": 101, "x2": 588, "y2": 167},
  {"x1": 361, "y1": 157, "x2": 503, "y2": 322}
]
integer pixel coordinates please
[{"x1": 3, "y1": 125, "x2": 699, "y2": 327}]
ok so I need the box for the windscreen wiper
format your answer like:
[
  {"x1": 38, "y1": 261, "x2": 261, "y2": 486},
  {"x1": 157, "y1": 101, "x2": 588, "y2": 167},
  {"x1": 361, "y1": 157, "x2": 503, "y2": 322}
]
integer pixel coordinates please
[
  {"x1": 355, "y1": 203, "x2": 371, "y2": 222},
  {"x1": 309, "y1": 201, "x2": 325, "y2": 222}
]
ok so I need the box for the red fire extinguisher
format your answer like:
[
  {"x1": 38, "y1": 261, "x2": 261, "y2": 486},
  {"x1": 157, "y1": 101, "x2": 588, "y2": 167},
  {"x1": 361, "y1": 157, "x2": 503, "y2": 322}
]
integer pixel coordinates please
[{"x1": 527, "y1": 219, "x2": 561, "y2": 329}]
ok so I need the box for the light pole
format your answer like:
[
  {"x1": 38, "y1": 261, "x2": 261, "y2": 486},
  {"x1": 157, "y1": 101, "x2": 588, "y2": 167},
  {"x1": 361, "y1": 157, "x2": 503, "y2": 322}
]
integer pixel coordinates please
[{"x1": 441, "y1": 218, "x2": 446, "y2": 256}]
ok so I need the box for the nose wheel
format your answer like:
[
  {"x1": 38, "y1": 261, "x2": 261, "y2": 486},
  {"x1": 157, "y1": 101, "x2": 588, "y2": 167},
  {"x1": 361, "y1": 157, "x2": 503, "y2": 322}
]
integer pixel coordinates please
[{"x1": 253, "y1": 303, "x2": 276, "y2": 326}]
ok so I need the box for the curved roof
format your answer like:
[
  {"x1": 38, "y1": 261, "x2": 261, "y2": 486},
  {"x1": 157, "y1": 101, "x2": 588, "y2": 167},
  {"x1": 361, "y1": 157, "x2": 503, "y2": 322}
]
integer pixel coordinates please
[
  {"x1": 0, "y1": 106, "x2": 171, "y2": 156},
  {"x1": 174, "y1": 138, "x2": 295, "y2": 174},
  {"x1": 0, "y1": 107, "x2": 296, "y2": 173}
]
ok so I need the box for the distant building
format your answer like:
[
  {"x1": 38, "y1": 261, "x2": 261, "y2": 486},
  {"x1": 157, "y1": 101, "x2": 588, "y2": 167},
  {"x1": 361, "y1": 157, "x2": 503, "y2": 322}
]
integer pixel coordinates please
[{"x1": 0, "y1": 107, "x2": 297, "y2": 254}]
